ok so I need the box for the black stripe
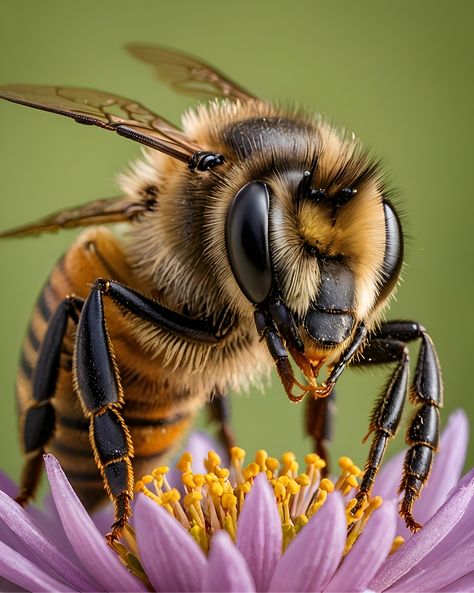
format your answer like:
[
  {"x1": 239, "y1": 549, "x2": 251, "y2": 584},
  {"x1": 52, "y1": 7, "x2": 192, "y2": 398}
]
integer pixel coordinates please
[
  {"x1": 47, "y1": 279, "x2": 64, "y2": 302},
  {"x1": 52, "y1": 438, "x2": 171, "y2": 462},
  {"x1": 57, "y1": 410, "x2": 190, "y2": 431},
  {"x1": 51, "y1": 439, "x2": 92, "y2": 457},
  {"x1": 27, "y1": 325, "x2": 41, "y2": 352},
  {"x1": 125, "y1": 411, "x2": 191, "y2": 427},
  {"x1": 20, "y1": 351, "x2": 33, "y2": 380},
  {"x1": 57, "y1": 413, "x2": 89, "y2": 431},
  {"x1": 134, "y1": 446, "x2": 172, "y2": 461},
  {"x1": 37, "y1": 288, "x2": 52, "y2": 321},
  {"x1": 65, "y1": 469, "x2": 101, "y2": 482}
]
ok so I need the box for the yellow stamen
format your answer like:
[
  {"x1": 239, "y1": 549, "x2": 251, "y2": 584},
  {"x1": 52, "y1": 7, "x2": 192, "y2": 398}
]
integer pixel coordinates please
[
  {"x1": 120, "y1": 446, "x2": 404, "y2": 581},
  {"x1": 190, "y1": 524, "x2": 209, "y2": 553},
  {"x1": 390, "y1": 535, "x2": 405, "y2": 554}
]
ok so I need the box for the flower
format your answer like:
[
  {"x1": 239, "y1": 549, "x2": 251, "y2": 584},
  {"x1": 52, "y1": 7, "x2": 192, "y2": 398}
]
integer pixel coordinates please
[{"x1": 0, "y1": 411, "x2": 472, "y2": 592}]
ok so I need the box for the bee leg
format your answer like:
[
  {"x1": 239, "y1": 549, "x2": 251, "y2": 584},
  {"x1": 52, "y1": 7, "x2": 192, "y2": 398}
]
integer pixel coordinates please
[
  {"x1": 351, "y1": 321, "x2": 442, "y2": 532},
  {"x1": 207, "y1": 392, "x2": 236, "y2": 453},
  {"x1": 17, "y1": 296, "x2": 84, "y2": 505},
  {"x1": 74, "y1": 284, "x2": 134, "y2": 543},
  {"x1": 304, "y1": 389, "x2": 336, "y2": 473},
  {"x1": 351, "y1": 338, "x2": 409, "y2": 516},
  {"x1": 324, "y1": 323, "x2": 368, "y2": 388},
  {"x1": 373, "y1": 321, "x2": 443, "y2": 532},
  {"x1": 74, "y1": 277, "x2": 223, "y2": 541},
  {"x1": 267, "y1": 299, "x2": 315, "y2": 379},
  {"x1": 254, "y1": 309, "x2": 306, "y2": 402}
]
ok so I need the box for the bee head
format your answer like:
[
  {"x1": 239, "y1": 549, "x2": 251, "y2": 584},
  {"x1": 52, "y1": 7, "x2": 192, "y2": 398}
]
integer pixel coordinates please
[{"x1": 224, "y1": 156, "x2": 403, "y2": 366}]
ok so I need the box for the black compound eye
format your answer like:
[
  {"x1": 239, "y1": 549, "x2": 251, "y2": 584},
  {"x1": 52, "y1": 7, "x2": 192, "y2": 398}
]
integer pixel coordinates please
[
  {"x1": 225, "y1": 181, "x2": 272, "y2": 304},
  {"x1": 377, "y1": 200, "x2": 404, "y2": 303}
]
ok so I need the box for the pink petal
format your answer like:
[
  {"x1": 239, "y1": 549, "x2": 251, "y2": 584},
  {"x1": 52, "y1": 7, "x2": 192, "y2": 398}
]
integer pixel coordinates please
[
  {"x1": 236, "y1": 473, "x2": 282, "y2": 592},
  {"x1": 134, "y1": 494, "x2": 206, "y2": 592},
  {"x1": 389, "y1": 538, "x2": 474, "y2": 592},
  {"x1": 370, "y1": 469, "x2": 474, "y2": 591},
  {"x1": 373, "y1": 451, "x2": 404, "y2": 500},
  {"x1": 439, "y1": 571, "x2": 474, "y2": 592},
  {"x1": 0, "y1": 540, "x2": 74, "y2": 593},
  {"x1": 0, "y1": 490, "x2": 98, "y2": 591},
  {"x1": 269, "y1": 491, "x2": 346, "y2": 592},
  {"x1": 325, "y1": 500, "x2": 398, "y2": 592},
  {"x1": 203, "y1": 531, "x2": 256, "y2": 592},
  {"x1": 0, "y1": 472, "x2": 19, "y2": 499},
  {"x1": 396, "y1": 409, "x2": 469, "y2": 541},
  {"x1": 44, "y1": 454, "x2": 145, "y2": 593},
  {"x1": 386, "y1": 469, "x2": 474, "y2": 591}
]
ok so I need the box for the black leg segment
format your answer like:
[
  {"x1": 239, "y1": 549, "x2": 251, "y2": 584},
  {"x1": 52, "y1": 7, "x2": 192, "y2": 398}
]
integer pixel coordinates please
[
  {"x1": 304, "y1": 388, "x2": 336, "y2": 473},
  {"x1": 17, "y1": 295, "x2": 84, "y2": 505},
  {"x1": 353, "y1": 320, "x2": 443, "y2": 531},
  {"x1": 207, "y1": 392, "x2": 236, "y2": 453},
  {"x1": 73, "y1": 277, "x2": 226, "y2": 541}
]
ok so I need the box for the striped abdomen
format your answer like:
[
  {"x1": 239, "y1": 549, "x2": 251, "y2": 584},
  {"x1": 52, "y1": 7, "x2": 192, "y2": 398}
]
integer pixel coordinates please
[{"x1": 16, "y1": 227, "x2": 204, "y2": 509}]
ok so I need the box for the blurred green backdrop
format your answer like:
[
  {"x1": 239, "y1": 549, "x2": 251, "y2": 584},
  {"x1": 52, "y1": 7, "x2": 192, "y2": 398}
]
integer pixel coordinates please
[{"x1": 0, "y1": 1, "x2": 473, "y2": 492}]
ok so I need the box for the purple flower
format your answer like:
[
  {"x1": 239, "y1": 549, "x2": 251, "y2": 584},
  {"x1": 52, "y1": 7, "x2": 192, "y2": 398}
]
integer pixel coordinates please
[{"x1": 0, "y1": 412, "x2": 472, "y2": 592}]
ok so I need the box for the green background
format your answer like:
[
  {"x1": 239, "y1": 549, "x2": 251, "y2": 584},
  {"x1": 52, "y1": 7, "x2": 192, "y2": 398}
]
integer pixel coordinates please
[{"x1": 0, "y1": 1, "x2": 472, "y2": 490}]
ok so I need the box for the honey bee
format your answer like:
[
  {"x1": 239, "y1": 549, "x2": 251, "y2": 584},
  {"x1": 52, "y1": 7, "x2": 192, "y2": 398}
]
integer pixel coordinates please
[{"x1": 0, "y1": 44, "x2": 442, "y2": 541}]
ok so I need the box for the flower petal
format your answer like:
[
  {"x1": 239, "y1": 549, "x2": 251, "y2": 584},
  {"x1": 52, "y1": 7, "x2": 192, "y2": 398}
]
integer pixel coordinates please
[
  {"x1": 0, "y1": 472, "x2": 19, "y2": 499},
  {"x1": 370, "y1": 469, "x2": 474, "y2": 591},
  {"x1": 269, "y1": 491, "x2": 346, "y2": 592},
  {"x1": 385, "y1": 469, "x2": 474, "y2": 591},
  {"x1": 236, "y1": 473, "x2": 282, "y2": 592},
  {"x1": 134, "y1": 494, "x2": 206, "y2": 592},
  {"x1": 373, "y1": 451, "x2": 404, "y2": 500},
  {"x1": 203, "y1": 531, "x2": 256, "y2": 592},
  {"x1": 44, "y1": 454, "x2": 146, "y2": 593},
  {"x1": 439, "y1": 571, "x2": 474, "y2": 592},
  {"x1": 0, "y1": 539, "x2": 75, "y2": 593},
  {"x1": 396, "y1": 409, "x2": 469, "y2": 540},
  {"x1": 389, "y1": 538, "x2": 474, "y2": 592},
  {"x1": 0, "y1": 490, "x2": 98, "y2": 591},
  {"x1": 325, "y1": 500, "x2": 398, "y2": 592}
]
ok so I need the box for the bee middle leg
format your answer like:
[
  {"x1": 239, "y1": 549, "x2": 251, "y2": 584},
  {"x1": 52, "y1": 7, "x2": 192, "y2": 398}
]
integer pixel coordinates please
[
  {"x1": 207, "y1": 392, "x2": 236, "y2": 453},
  {"x1": 16, "y1": 295, "x2": 84, "y2": 505}
]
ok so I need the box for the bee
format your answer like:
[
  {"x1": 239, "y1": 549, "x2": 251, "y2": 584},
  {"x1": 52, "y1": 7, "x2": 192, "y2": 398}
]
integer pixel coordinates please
[{"x1": 0, "y1": 44, "x2": 442, "y2": 541}]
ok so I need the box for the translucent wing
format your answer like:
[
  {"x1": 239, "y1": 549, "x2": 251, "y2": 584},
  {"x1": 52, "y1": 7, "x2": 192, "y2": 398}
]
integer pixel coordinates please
[
  {"x1": 0, "y1": 193, "x2": 157, "y2": 238},
  {"x1": 0, "y1": 84, "x2": 220, "y2": 168},
  {"x1": 126, "y1": 43, "x2": 256, "y2": 101}
]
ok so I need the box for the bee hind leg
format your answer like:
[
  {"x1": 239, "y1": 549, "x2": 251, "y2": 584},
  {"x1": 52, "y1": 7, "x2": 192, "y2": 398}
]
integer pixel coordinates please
[
  {"x1": 17, "y1": 295, "x2": 84, "y2": 506},
  {"x1": 207, "y1": 392, "x2": 237, "y2": 454},
  {"x1": 304, "y1": 390, "x2": 336, "y2": 474}
]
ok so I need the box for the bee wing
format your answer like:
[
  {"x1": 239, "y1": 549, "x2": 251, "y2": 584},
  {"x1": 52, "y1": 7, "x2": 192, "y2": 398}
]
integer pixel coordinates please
[
  {"x1": 0, "y1": 84, "x2": 205, "y2": 165},
  {"x1": 0, "y1": 194, "x2": 156, "y2": 238},
  {"x1": 126, "y1": 43, "x2": 256, "y2": 101}
]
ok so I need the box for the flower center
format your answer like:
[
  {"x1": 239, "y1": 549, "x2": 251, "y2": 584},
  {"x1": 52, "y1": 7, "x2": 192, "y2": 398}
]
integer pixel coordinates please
[{"x1": 112, "y1": 448, "x2": 404, "y2": 584}]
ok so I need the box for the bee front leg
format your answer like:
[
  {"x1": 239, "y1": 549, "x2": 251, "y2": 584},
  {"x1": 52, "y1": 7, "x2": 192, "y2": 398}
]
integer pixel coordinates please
[
  {"x1": 254, "y1": 309, "x2": 307, "y2": 402},
  {"x1": 352, "y1": 321, "x2": 443, "y2": 532},
  {"x1": 17, "y1": 296, "x2": 84, "y2": 505}
]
